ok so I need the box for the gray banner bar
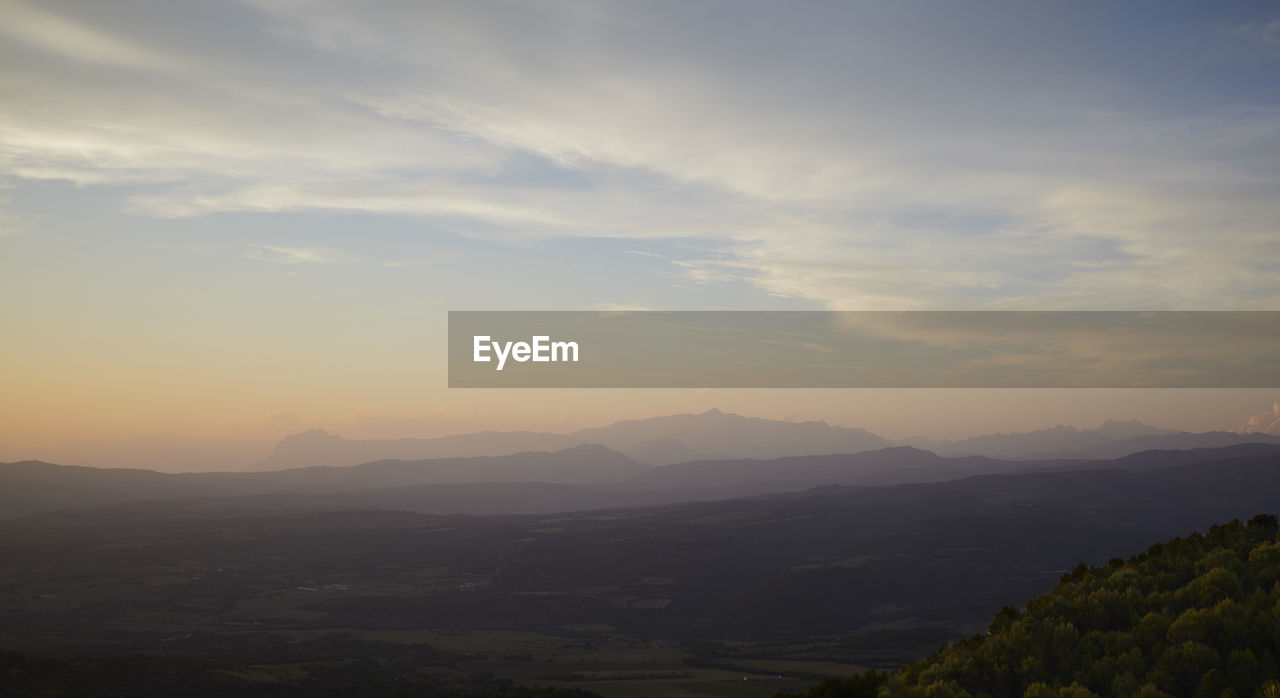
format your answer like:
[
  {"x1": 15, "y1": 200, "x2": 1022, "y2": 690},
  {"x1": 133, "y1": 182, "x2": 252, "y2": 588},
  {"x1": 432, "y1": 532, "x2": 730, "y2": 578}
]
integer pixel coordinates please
[{"x1": 448, "y1": 311, "x2": 1280, "y2": 388}]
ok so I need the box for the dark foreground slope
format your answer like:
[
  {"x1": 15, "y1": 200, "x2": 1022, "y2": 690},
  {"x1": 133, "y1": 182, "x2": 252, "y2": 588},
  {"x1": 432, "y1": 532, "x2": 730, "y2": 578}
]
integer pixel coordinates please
[
  {"x1": 0, "y1": 649, "x2": 603, "y2": 698},
  {"x1": 2, "y1": 452, "x2": 1279, "y2": 697},
  {"x1": 877, "y1": 515, "x2": 1280, "y2": 698},
  {"x1": 3, "y1": 454, "x2": 1279, "y2": 642}
]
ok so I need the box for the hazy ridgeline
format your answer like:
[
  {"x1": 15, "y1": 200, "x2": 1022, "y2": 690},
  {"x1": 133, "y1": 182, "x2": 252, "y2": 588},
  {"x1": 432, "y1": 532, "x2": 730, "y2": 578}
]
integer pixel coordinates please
[
  {"x1": 248, "y1": 410, "x2": 1280, "y2": 471},
  {"x1": 6, "y1": 410, "x2": 1280, "y2": 522},
  {"x1": 2, "y1": 417, "x2": 1280, "y2": 696}
]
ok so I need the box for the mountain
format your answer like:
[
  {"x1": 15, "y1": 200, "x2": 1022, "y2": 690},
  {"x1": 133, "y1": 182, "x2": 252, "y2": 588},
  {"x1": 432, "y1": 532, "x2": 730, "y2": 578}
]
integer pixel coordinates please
[
  {"x1": 9, "y1": 479, "x2": 817, "y2": 522},
  {"x1": 901, "y1": 419, "x2": 1177, "y2": 458},
  {"x1": 6, "y1": 449, "x2": 1280, "y2": 644},
  {"x1": 0, "y1": 445, "x2": 647, "y2": 519},
  {"x1": 880, "y1": 514, "x2": 1280, "y2": 698},
  {"x1": 899, "y1": 420, "x2": 1280, "y2": 461},
  {"x1": 251, "y1": 412, "x2": 1277, "y2": 473},
  {"x1": 253, "y1": 428, "x2": 582, "y2": 470},
  {"x1": 286, "y1": 454, "x2": 1280, "y2": 638},
  {"x1": 0, "y1": 462, "x2": 197, "y2": 518},
  {"x1": 9, "y1": 442, "x2": 1280, "y2": 522},
  {"x1": 1107, "y1": 441, "x2": 1280, "y2": 470},
  {"x1": 4, "y1": 448, "x2": 1280, "y2": 697},
  {"x1": 1020, "y1": 429, "x2": 1280, "y2": 460},
  {"x1": 622, "y1": 441, "x2": 1280, "y2": 493},
  {"x1": 569, "y1": 408, "x2": 891, "y2": 461},
  {"x1": 625, "y1": 446, "x2": 1042, "y2": 491},
  {"x1": 254, "y1": 443, "x2": 647, "y2": 487},
  {"x1": 250, "y1": 408, "x2": 892, "y2": 470}
]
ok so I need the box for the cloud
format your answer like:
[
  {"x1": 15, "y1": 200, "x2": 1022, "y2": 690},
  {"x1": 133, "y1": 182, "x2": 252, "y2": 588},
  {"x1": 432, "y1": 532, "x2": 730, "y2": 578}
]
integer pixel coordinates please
[
  {"x1": 2, "y1": 2, "x2": 1279, "y2": 309},
  {"x1": 246, "y1": 244, "x2": 348, "y2": 265},
  {"x1": 1240, "y1": 402, "x2": 1280, "y2": 435},
  {"x1": 1238, "y1": 20, "x2": 1280, "y2": 50},
  {"x1": 0, "y1": 0, "x2": 184, "y2": 72}
]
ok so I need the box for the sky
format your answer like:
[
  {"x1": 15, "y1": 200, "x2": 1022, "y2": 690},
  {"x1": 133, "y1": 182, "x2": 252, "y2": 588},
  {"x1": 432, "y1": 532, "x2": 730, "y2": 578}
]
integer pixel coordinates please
[{"x1": 2, "y1": 0, "x2": 1279, "y2": 469}]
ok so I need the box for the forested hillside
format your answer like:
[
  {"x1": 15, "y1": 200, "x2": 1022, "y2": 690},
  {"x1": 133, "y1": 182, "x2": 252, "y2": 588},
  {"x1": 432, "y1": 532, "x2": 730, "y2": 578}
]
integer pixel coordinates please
[{"x1": 782, "y1": 515, "x2": 1280, "y2": 698}]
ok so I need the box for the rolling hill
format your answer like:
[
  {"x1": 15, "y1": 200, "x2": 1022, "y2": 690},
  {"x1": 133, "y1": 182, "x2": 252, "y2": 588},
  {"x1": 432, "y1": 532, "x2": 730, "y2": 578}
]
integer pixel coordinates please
[{"x1": 7, "y1": 443, "x2": 1280, "y2": 521}]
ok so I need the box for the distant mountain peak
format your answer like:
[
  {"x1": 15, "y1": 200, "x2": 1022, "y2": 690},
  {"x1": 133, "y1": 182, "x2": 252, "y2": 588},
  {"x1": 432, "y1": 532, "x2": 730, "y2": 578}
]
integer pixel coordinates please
[
  {"x1": 253, "y1": 410, "x2": 892, "y2": 471},
  {"x1": 281, "y1": 428, "x2": 343, "y2": 443},
  {"x1": 1092, "y1": 419, "x2": 1174, "y2": 438}
]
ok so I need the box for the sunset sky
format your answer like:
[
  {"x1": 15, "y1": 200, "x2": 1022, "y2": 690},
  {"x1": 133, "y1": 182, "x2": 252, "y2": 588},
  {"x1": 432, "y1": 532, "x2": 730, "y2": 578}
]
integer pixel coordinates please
[{"x1": 2, "y1": 1, "x2": 1279, "y2": 469}]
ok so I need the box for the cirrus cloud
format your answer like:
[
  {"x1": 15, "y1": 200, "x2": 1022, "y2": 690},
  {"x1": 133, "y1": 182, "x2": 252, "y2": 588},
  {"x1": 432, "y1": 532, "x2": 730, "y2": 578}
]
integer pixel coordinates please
[{"x1": 2, "y1": 0, "x2": 1278, "y2": 310}]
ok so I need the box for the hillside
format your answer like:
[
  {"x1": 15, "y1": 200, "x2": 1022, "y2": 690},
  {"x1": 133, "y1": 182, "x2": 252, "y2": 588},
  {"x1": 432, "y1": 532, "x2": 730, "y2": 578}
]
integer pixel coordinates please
[
  {"x1": 9, "y1": 444, "x2": 1280, "y2": 521},
  {"x1": 4, "y1": 456, "x2": 1280, "y2": 697},
  {"x1": 873, "y1": 515, "x2": 1280, "y2": 698},
  {"x1": 0, "y1": 445, "x2": 648, "y2": 519},
  {"x1": 6, "y1": 453, "x2": 1280, "y2": 642}
]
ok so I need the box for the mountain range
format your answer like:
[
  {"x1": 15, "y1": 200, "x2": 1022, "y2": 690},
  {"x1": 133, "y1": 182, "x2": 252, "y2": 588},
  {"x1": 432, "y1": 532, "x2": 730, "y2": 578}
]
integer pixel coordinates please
[
  {"x1": 251, "y1": 408, "x2": 891, "y2": 470},
  {"x1": 8, "y1": 441, "x2": 1280, "y2": 523},
  {"x1": 251, "y1": 409, "x2": 1280, "y2": 471},
  {"x1": 6, "y1": 445, "x2": 1280, "y2": 643},
  {"x1": 5, "y1": 426, "x2": 1280, "y2": 696}
]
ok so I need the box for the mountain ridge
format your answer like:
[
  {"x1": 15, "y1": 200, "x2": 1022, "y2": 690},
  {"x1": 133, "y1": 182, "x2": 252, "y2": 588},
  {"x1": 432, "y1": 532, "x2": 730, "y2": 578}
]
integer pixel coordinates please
[
  {"x1": 8, "y1": 441, "x2": 1280, "y2": 522},
  {"x1": 250, "y1": 410, "x2": 1280, "y2": 472}
]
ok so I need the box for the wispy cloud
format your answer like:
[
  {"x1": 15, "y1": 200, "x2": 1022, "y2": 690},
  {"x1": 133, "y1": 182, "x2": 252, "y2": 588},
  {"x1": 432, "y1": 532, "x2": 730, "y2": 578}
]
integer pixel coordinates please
[
  {"x1": 0, "y1": 0, "x2": 184, "y2": 72},
  {"x1": 246, "y1": 244, "x2": 348, "y2": 265},
  {"x1": 1237, "y1": 19, "x2": 1280, "y2": 50},
  {"x1": 2, "y1": 2, "x2": 1278, "y2": 309}
]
